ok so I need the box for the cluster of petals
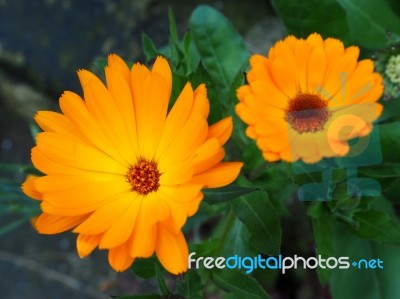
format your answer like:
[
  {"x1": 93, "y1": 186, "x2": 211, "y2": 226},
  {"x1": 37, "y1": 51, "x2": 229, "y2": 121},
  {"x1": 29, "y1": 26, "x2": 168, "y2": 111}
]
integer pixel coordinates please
[
  {"x1": 236, "y1": 33, "x2": 383, "y2": 163},
  {"x1": 22, "y1": 55, "x2": 243, "y2": 274}
]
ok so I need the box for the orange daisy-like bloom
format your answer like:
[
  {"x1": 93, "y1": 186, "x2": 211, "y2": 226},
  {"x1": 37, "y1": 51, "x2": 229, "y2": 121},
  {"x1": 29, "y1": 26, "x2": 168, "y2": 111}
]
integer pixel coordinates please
[
  {"x1": 22, "y1": 55, "x2": 242, "y2": 274},
  {"x1": 236, "y1": 33, "x2": 384, "y2": 163}
]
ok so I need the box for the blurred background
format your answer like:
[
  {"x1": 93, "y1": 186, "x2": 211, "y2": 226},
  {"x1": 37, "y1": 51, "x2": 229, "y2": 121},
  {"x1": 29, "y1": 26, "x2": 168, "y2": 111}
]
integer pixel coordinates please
[{"x1": 0, "y1": 1, "x2": 287, "y2": 298}]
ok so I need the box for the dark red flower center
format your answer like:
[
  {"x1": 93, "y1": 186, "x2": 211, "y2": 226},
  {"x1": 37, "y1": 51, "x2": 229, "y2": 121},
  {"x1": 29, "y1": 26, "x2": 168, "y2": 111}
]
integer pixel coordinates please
[
  {"x1": 285, "y1": 93, "x2": 330, "y2": 133},
  {"x1": 127, "y1": 160, "x2": 160, "y2": 195}
]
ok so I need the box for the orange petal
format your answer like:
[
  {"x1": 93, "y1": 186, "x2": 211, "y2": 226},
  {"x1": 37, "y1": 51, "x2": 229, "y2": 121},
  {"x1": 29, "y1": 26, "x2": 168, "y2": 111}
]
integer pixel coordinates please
[
  {"x1": 191, "y1": 162, "x2": 243, "y2": 188},
  {"x1": 155, "y1": 82, "x2": 194, "y2": 159},
  {"x1": 192, "y1": 84, "x2": 209, "y2": 118},
  {"x1": 58, "y1": 91, "x2": 126, "y2": 164},
  {"x1": 35, "y1": 213, "x2": 88, "y2": 234},
  {"x1": 36, "y1": 132, "x2": 126, "y2": 174},
  {"x1": 193, "y1": 138, "x2": 225, "y2": 174},
  {"x1": 108, "y1": 242, "x2": 134, "y2": 272},
  {"x1": 22, "y1": 175, "x2": 42, "y2": 200},
  {"x1": 105, "y1": 65, "x2": 139, "y2": 159},
  {"x1": 131, "y1": 68, "x2": 169, "y2": 160},
  {"x1": 99, "y1": 195, "x2": 142, "y2": 249},
  {"x1": 41, "y1": 182, "x2": 130, "y2": 215},
  {"x1": 155, "y1": 226, "x2": 188, "y2": 275},
  {"x1": 152, "y1": 56, "x2": 172, "y2": 96},
  {"x1": 207, "y1": 117, "x2": 233, "y2": 146},
  {"x1": 77, "y1": 233, "x2": 102, "y2": 258},
  {"x1": 108, "y1": 54, "x2": 131, "y2": 84},
  {"x1": 74, "y1": 192, "x2": 134, "y2": 234}
]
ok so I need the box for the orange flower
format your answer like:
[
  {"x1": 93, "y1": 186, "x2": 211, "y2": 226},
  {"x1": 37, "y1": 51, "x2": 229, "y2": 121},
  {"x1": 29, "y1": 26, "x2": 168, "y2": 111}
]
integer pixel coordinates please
[
  {"x1": 22, "y1": 55, "x2": 243, "y2": 274},
  {"x1": 236, "y1": 33, "x2": 383, "y2": 163}
]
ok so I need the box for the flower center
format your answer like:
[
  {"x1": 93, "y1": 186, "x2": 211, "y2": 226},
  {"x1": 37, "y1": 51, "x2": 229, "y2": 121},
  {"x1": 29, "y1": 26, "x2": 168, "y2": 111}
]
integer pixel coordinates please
[
  {"x1": 385, "y1": 54, "x2": 400, "y2": 84},
  {"x1": 285, "y1": 93, "x2": 330, "y2": 133},
  {"x1": 127, "y1": 160, "x2": 160, "y2": 195}
]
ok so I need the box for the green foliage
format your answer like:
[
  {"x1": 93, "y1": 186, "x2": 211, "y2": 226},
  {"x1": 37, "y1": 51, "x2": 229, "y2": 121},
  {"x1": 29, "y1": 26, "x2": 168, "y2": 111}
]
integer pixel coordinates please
[
  {"x1": 331, "y1": 221, "x2": 400, "y2": 299},
  {"x1": 230, "y1": 190, "x2": 281, "y2": 255},
  {"x1": 211, "y1": 269, "x2": 271, "y2": 299},
  {"x1": 270, "y1": 0, "x2": 351, "y2": 43},
  {"x1": 335, "y1": 0, "x2": 400, "y2": 48},
  {"x1": 203, "y1": 185, "x2": 259, "y2": 205},
  {"x1": 176, "y1": 270, "x2": 204, "y2": 299},
  {"x1": 271, "y1": 0, "x2": 400, "y2": 49},
  {"x1": 189, "y1": 5, "x2": 250, "y2": 113}
]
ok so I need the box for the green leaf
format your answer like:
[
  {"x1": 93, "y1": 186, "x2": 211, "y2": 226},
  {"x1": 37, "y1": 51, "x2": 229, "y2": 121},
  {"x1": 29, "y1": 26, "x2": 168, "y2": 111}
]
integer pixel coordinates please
[
  {"x1": 189, "y1": 5, "x2": 249, "y2": 93},
  {"x1": 379, "y1": 122, "x2": 400, "y2": 163},
  {"x1": 203, "y1": 185, "x2": 259, "y2": 205},
  {"x1": 310, "y1": 204, "x2": 333, "y2": 284},
  {"x1": 113, "y1": 295, "x2": 160, "y2": 299},
  {"x1": 176, "y1": 270, "x2": 204, "y2": 299},
  {"x1": 220, "y1": 217, "x2": 258, "y2": 258},
  {"x1": 230, "y1": 190, "x2": 281, "y2": 255},
  {"x1": 270, "y1": 0, "x2": 350, "y2": 43},
  {"x1": 336, "y1": 0, "x2": 400, "y2": 48},
  {"x1": 141, "y1": 33, "x2": 159, "y2": 62},
  {"x1": 130, "y1": 257, "x2": 156, "y2": 279},
  {"x1": 94, "y1": 58, "x2": 107, "y2": 77},
  {"x1": 212, "y1": 269, "x2": 271, "y2": 299},
  {"x1": 154, "y1": 260, "x2": 170, "y2": 296},
  {"x1": 331, "y1": 221, "x2": 400, "y2": 299},
  {"x1": 345, "y1": 209, "x2": 400, "y2": 246}
]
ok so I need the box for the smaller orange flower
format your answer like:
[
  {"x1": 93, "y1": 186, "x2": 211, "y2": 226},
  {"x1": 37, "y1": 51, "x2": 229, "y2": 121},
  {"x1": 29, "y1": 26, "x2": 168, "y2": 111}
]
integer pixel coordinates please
[{"x1": 236, "y1": 33, "x2": 384, "y2": 163}]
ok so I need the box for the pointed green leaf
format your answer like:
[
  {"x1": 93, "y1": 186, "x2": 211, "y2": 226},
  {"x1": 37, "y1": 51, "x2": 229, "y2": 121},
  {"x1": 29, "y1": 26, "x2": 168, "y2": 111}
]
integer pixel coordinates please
[
  {"x1": 141, "y1": 33, "x2": 159, "y2": 62},
  {"x1": 203, "y1": 185, "x2": 259, "y2": 205},
  {"x1": 310, "y1": 204, "x2": 333, "y2": 284},
  {"x1": 336, "y1": 0, "x2": 400, "y2": 48},
  {"x1": 189, "y1": 5, "x2": 249, "y2": 92},
  {"x1": 176, "y1": 270, "x2": 204, "y2": 299},
  {"x1": 130, "y1": 257, "x2": 156, "y2": 279},
  {"x1": 331, "y1": 221, "x2": 400, "y2": 299},
  {"x1": 346, "y1": 209, "x2": 400, "y2": 246},
  {"x1": 230, "y1": 191, "x2": 281, "y2": 254},
  {"x1": 271, "y1": 0, "x2": 350, "y2": 43},
  {"x1": 212, "y1": 269, "x2": 271, "y2": 299}
]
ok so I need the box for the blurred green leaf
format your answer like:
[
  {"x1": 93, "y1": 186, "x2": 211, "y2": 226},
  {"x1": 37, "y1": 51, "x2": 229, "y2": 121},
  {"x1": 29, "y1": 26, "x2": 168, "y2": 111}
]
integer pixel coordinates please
[
  {"x1": 141, "y1": 33, "x2": 159, "y2": 62},
  {"x1": 95, "y1": 58, "x2": 107, "y2": 76},
  {"x1": 336, "y1": 0, "x2": 400, "y2": 48},
  {"x1": 113, "y1": 295, "x2": 160, "y2": 299},
  {"x1": 310, "y1": 204, "x2": 333, "y2": 284},
  {"x1": 331, "y1": 221, "x2": 400, "y2": 299},
  {"x1": 154, "y1": 259, "x2": 170, "y2": 296},
  {"x1": 379, "y1": 122, "x2": 400, "y2": 162},
  {"x1": 271, "y1": 0, "x2": 350, "y2": 43},
  {"x1": 183, "y1": 31, "x2": 201, "y2": 74},
  {"x1": 176, "y1": 270, "x2": 204, "y2": 299},
  {"x1": 130, "y1": 257, "x2": 156, "y2": 279},
  {"x1": 230, "y1": 190, "x2": 281, "y2": 255},
  {"x1": 203, "y1": 185, "x2": 259, "y2": 205},
  {"x1": 189, "y1": 5, "x2": 249, "y2": 96},
  {"x1": 212, "y1": 269, "x2": 271, "y2": 299},
  {"x1": 345, "y1": 209, "x2": 400, "y2": 246},
  {"x1": 220, "y1": 218, "x2": 258, "y2": 258}
]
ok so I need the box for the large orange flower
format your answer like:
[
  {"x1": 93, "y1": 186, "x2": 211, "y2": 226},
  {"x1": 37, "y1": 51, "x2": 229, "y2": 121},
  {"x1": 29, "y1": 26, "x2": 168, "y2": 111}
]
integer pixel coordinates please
[
  {"x1": 22, "y1": 55, "x2": 242, "y2": 274},
  {"x1": 236, "y1": 33, "x2": 383, "y2": 163}
]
